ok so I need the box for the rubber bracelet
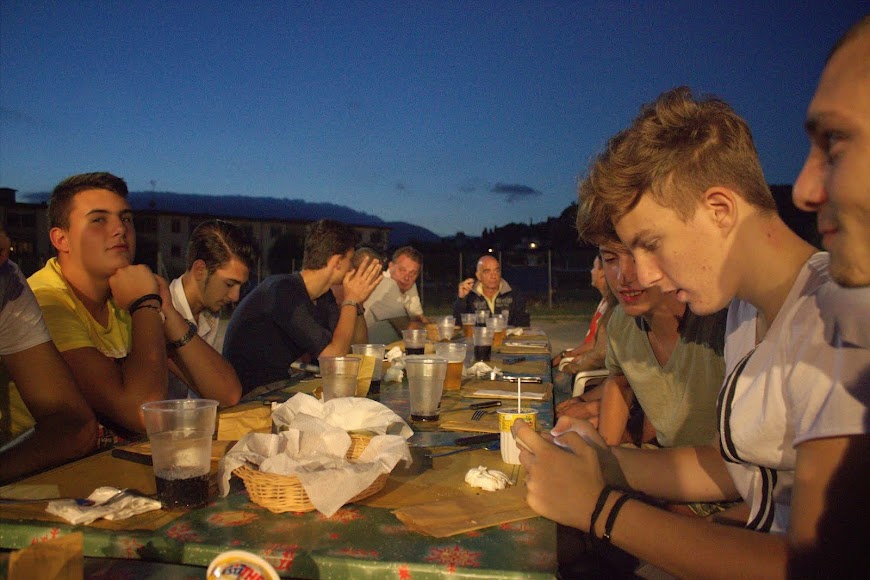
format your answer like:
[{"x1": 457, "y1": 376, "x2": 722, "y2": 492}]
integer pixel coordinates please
[
  {"x1": 588, "y1": 484, "x2": 613, "y2": 538},
  {"x1": 167, "y1": 320, "x2": 197, "y2": 350},
  {"x1": 129, "y1": 303, "x2": 161, "y2": 316},
  {"x1": 128, "y1": 293, "x2": 162, "y2": 314},
  {"x1": 602, "y1": 492, "x2": 632, "y2": 543}
]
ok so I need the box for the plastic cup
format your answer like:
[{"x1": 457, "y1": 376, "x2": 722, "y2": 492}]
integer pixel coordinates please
[
  {"x1": 461, "y1": 313, "x2": 476, "y2": 338},
  {"x1": 434, "y1": 342, "x2": 467, "y2": 391},
  {"x1": 475, "y1": 309, "x2": 489, "y2": 327},
  {"x1": 141, "y1": 399, "x2": 218, "y2": 509},
  {"x1": 320, "y1": 356, "x2": 361, "y2": 401},
  {"x1": 437, "y1": 316, "x2": 455, "y2": 341},
  {"x1": 498, "y1": 408, "x2": 538, "y2": 465},
  {"x1": 402, "y1": 328, "x2": 427, "y2": 355},
  {"x1": 486, "y1": 315, "x2": 507, "y2": 347},
  {"x1": 351, "y1": 343, "x2": 386, "y2": 395},
  {"x1": 472, "y1": 326, "x2": 494, "y2": 362},
  {"x1": 405, "y1": 355, "x2": 447, "y2": 421}
]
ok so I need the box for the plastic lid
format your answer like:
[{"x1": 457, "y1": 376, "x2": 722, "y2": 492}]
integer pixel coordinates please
[{"x1": 206, "y1": 550, "x2": 280, "y2": 580}]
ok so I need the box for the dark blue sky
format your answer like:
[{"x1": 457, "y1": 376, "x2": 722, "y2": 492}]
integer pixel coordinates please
[{"x1": 1, "y1": 2, "x2": 865, "y2": 236}]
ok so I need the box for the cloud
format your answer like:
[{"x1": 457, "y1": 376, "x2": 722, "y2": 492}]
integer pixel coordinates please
[
  {"x1": 395, "y1": 182, "x2": 407, "y2": 192},
  {"x1": 490, "y1": 183, "x2": 542, "y2": 202}
]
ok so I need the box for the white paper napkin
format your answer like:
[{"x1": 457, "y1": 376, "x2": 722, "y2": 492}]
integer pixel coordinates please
[
  {"x1": 506, "y1": 328, "x2": 524, "y2": 336},
  {"x1": 385, "y1": 346, "x2": 404, "y2": 362},
  {"x1": 220, "y1": 393, "x2": 413, "y2": 517},
  {"x1": 46, "y1": 487, "x2": 162, "y2": 525},
  {"x1": 463, "y1": 361, "x2": 502, "y2": 378}
]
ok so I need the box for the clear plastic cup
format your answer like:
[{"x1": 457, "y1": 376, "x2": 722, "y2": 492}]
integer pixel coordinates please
[
  {"x1": 402, "y1": 328, "x2": 427, "y2": 355},
  {"x1": 434, "y1": 342, "x2": 467, "y2": 391},
  {"x1": 351, "y1": 344, "x2": 386, "y2": 394},
  {"x1": 486, "y1": 315, "x2": 507, "y2": 347},
  {"x1": 405, "y1": 355, "x2": 447, "y2": 421},
  {"x1": 319, "y1": 356, "x2": 361, "y2": 401},
  {"x1": 141, "y1": 399, "x2": 218, "y2": 508},
  {"x1": 472, "y1": 326, "x2": 494, "y2": 362},
  {"x1": 461, "y1": 313, "x2": 476, "y2": 338},
  {"x1": 437, "y1": 316, "x2": 456, "y2": 341}
]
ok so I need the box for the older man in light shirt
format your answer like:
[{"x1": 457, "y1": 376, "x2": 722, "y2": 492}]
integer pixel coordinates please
[{"x1": 364, "y1": 246, "x2": 428, "y2": 331}]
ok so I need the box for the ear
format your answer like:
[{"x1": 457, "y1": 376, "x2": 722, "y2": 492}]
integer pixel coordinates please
[
  {"x1": 191, "y1": 259, "x2": 208, "y2": 281},
  {"x1": 49, "y1": 227, "x2": 69, "y2": 254},
  {"x1": 701, "y1": 187, "x2": 738, "y2": 233},
  {"x1": 327, "y1": 254, "x2": 343, "y2": 270}
]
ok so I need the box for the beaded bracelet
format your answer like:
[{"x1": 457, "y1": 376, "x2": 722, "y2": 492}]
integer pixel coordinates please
[
  {"x1": 601, "y1": 492, "x2": 632, "y2": 543},
  {"x1": 167, "y1": 320, "x2": 197, "y2": 350},
  {"x1": 128, "y1": 293, "x2": 162, "y2": 315},
  {"x1": 588, "y1": 484, "x2": 614, "y2": 538}
]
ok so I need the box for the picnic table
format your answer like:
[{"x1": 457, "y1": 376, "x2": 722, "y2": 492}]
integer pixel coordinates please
[{"x1": 0, "y1": 333, "x2": 563, "y2": 578}]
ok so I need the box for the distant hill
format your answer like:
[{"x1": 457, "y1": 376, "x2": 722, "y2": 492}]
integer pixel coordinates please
[{"x1": 22, "y1": 190, "x2": 442, "y2": 246}]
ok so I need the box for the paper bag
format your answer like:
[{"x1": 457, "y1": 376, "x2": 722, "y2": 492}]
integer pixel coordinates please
[
  {"x1": 217, "y1": 402, "x2": 272, "y2": 440},
  {"x1": 8, "y1": 531, "x2": 83, "y2": 579}
]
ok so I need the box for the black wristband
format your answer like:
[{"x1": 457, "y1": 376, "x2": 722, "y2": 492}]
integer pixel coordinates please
[
  {"x1": 602, "y1": 492, "x2": 632, "y2": 543},
  {"x1": 588, "y1": 484, "x2": 613, "y2": 538},
  {"x1": 128, "y1": 293, "x2": 162, "y2": 314},
  {"x1": 167, "y1": 320, "x2": 197, "y2": 350}
]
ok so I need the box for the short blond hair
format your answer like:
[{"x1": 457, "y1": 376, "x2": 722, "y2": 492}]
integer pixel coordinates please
[{"x1": 577, "y1": 87, "x2": 775, "y2": 246}]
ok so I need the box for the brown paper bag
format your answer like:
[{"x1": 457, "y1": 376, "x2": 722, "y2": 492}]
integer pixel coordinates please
[
  {"x1": 9, "y1": 531, "x2": 83, "y2": 579},
  {"x1": 393, "y1": 485, "x2": 536, "y2": 537},
  {"x1": 216, "y1": 402, "x2": 272, "y2": 440}
]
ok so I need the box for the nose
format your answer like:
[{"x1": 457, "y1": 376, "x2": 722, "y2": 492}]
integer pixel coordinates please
[
  {"x1": 793, "y1": 153, "x2": 827, "y2": 212},
  {"x1": 633, "y1": 255, "x2": 663, "y2": 289},
  {"x1": 229, "y1": 285, "x2": 241, "y2": 303},
  {"x1": 616, "y1": 255, "x2": 636, "y2": 286}
]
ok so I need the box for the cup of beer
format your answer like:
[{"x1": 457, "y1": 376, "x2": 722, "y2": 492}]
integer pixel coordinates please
[{"x1": 434, "y1": 342, "x2": 467, "y2": 390}]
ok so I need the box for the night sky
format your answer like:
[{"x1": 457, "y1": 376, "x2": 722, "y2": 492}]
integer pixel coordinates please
[{"x1": 1, "y1": 1, "x2": 866, "y2": 236}]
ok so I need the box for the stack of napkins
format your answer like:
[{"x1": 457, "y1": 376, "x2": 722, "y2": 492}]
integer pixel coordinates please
[
  {"x1": 220, "y1": 393, "x2": 413, "y2": 516},
  {"x1": 463, "y1": 361, "x2": 501, "y2": 378},
  {"x1": 46, "y1": 487, "x2": 161, "y2": 525}
]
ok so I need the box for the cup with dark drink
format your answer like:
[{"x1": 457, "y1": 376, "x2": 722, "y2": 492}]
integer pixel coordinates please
[
  {"x1": 351, "y1": 343, "x2": 386, "y2": 396},
  {"x1": 472, "y1": 326, "x2": 494, "y2": 362},
  {"x1": 475, "y1": 309, "x2": 489, "y2": 327},
  {"x1": 405, "y1": 355, "x2": 447, "y2": 421},
  {"x1": 141, "y1": 399, "x2": 218, "y2": 509},
  {"x1": 434, "y1": 342, "x2": 467, "y2": 391},
  {"x1": 402, "y1": 328, "x2": 427, "y2": 355},
  {"x1": 461, "y1": 313, "x2": 476, "y2": 338}
]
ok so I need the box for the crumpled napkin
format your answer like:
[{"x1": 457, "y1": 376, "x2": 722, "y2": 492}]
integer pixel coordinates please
[
  {"x1": 46, "y1": 487, "x2": 162, "y2": 525},
  {"x1": 463, "y1": 361, "x2": 501, "y2": 378},
  {"x1": 220, "y1": 393, "x2": 413, "y2": 516},
  {"x1": 383, "y1": 346, "x2": 406, "y2": 382},
  {"x1": 465, "y1": 466, "x2": 511, "y2": 491},
  {"x1": 506, "y1": 327, "x2": 524, "y2": 336}
]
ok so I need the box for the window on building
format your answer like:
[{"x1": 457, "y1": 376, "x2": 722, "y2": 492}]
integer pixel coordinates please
[
  {"x1": 138, "y1": 216, "x2": 158, "y2": 234},
  {"x1": 21, "y1": 213, "x2": 36, "y2": 228},
  {"x1": 270, "y1": 226, "x2": 282, "y2": 238},
  {"x1": 171, "y1": 219, "x2": 181, "y2": 233}
]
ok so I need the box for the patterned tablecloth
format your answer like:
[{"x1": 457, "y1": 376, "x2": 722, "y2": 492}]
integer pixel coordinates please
[{"x1": 0, "y1": 350, "x2": 557, "y2": 578}]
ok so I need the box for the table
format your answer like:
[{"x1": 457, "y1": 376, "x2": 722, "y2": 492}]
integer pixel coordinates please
[{"x1": 0, "y1": 338, "x2": 560, "y2": 578}]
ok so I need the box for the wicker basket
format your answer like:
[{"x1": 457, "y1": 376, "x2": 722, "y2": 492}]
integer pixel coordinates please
[{"x1": 233, "y1": 433, "x2": 389, "y2": 513}]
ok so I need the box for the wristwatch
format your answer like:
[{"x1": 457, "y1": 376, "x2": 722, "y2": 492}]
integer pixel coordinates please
[
  {"x1": 168, "y1": 320, "x2": 197, "y2": 350},
  {"x1": 341, "y1": 300, "x2": 365, "y2": 316}
]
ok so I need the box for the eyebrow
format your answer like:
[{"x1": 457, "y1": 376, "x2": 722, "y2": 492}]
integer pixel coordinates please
[
  {"x1": 85, "y1": 208, "x2": 133, "y2": 217},
  {"x1": 624, "y1": 229, "x2": 654, "y2": 250}
]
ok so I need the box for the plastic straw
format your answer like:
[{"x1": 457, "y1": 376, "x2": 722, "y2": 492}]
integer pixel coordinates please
[{"x1": 517, "y1": 377, "x2": 522, "y2": 412}]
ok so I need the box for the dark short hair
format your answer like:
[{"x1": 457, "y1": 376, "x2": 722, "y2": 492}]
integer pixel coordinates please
[
  {"x1": 49, "y1": 172, "x2": 129, "y2": 229},
  {"x1": 391, "y1": 246, "x2": 423, "y2": 266},
  {"x1": 187, "y1": 219, "x2": 258, "y2": 273},
  {"x1": 352, "y1": 246, "x2": 383, "y2": 269},
  {"x1": 302, "y1": 219, "x2": 359, "y2": 269}
]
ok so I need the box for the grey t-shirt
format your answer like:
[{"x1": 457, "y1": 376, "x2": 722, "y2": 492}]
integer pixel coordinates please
[{"x1": 605, "y1": 305, "x2": 727, "y2": 447}]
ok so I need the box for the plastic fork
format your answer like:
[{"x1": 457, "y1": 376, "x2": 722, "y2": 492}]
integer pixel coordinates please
[
  {"x1": 471, "y1": 408, "x2": 496, "y2": 420},
  {"x1": 0, "y1": 487, "x2": 130, "y2": 506}
]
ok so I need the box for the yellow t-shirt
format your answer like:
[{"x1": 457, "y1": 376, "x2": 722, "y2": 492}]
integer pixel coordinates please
[{"x1": 27, "y1": 258, "x2": 131, "y2": 358}]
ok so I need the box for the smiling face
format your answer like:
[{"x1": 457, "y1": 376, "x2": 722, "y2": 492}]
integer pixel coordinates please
[
  {"x1": 598, "y1": 242, "x2": 671, "y2": 318},
  {"x1": 613, "y1": 193, "x2": 736, "y2": 316},
  {"x1": 793, "y1": 30, "x2": 870, "y2": 287},
  {"x1": 51, "y1": 188, "x2": 135, "y2": 280},
  {"x1": 389, "y1": 253, "x2": 421, "y2": 293},
  {"x1": 197, "y1": 257, "x2": 250, "y2": 314}
]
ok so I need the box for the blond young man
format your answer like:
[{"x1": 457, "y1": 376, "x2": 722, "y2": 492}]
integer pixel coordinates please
[{"x1": 514, "y1": 83, "x2": 869, "y2": 578}]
